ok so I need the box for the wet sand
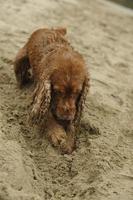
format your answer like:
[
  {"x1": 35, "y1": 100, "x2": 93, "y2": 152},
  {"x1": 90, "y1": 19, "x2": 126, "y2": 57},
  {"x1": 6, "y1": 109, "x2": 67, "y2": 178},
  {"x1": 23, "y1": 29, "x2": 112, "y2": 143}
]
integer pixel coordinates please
[{"x1": 0, "y1": 0, "x2": 133, "y2": 199}]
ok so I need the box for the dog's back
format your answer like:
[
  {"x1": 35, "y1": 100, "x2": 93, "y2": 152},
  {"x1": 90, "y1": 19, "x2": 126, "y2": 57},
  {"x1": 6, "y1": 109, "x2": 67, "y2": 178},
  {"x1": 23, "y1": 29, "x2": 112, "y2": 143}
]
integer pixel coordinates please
[
  {"x1": 27, "y1": 28, "x2": 68, "y2": 70},
  {"x1": 14, "y1": 27, "x2": 69, "y2": 86}
]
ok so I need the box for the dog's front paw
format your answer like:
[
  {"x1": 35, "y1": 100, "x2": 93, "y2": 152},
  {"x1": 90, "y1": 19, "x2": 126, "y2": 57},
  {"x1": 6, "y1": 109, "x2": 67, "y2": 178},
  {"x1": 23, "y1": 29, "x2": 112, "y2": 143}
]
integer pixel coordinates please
[
  {"x1": 60, "y1": 136, "x2": 76, "y2": 154},
  {"x1": 47, "y1": 130, "x2": 67, "y2": 147},
  {"x1": 60, "y1": 142, "x2": 74, "y2": 154}
]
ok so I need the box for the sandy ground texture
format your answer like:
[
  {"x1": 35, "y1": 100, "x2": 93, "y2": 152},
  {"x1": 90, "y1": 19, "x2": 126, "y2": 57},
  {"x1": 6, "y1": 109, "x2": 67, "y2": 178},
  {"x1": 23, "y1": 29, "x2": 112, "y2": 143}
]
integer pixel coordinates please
[{"x1": 0, "y1": 0, "x2": 133, "y2": 199}]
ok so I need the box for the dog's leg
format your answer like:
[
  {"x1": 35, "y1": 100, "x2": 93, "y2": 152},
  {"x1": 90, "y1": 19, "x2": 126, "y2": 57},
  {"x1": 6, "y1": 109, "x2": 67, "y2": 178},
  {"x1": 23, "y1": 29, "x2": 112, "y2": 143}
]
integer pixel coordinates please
[
  {"x1": 46, "y1": 114, "x2": 67, "y2": 150},
  {"x1": 46, "y1": 113, "x2": 76, "y2": 154},
  {"x1": 61, "y1": 124, "x2": 76, "y2": 154},
  {"x1": 46, "y1": 114, "x2": 76, "y2": 154},
  {"x1": 14, "y1": 44, "x2": 31, "y2": 88}
]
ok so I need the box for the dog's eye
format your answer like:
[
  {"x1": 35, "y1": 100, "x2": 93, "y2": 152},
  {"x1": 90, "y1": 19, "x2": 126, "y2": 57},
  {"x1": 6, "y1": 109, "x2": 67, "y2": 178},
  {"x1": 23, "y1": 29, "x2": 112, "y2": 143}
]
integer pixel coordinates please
[
  {"x1": 57, "y1": 91, "x2": 63, "y2": 95},
  {"x1": 70, "y1": 92, "x2": 79, "y2": 98},
  {"x1": 73, "y1": 89, "x2": 81, "y2": 95},
  {"x1": 54, "y1": 89, "x2": 64, "y2": 96}
]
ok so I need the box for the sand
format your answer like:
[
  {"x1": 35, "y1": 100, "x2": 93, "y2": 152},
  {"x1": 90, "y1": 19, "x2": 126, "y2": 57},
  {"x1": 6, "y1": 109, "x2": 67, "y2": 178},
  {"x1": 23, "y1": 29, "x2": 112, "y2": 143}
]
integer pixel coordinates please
[{"x1": 0, "y1": 0, "x2": 133, "y2": 199}]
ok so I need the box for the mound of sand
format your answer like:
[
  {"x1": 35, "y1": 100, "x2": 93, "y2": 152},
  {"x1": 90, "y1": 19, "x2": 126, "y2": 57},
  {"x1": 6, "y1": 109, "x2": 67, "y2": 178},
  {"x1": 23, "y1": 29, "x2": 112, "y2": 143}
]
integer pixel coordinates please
[{"x1": 0, "y1": 0, "x2": 133, "y2": 199}]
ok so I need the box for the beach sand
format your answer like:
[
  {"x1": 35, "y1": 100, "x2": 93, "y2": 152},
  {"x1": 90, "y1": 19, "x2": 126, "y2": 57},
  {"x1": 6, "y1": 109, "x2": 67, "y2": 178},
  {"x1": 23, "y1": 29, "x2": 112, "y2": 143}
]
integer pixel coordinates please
[{"x1": 0, "y1": 0, "x2": 133, "y2": 199}]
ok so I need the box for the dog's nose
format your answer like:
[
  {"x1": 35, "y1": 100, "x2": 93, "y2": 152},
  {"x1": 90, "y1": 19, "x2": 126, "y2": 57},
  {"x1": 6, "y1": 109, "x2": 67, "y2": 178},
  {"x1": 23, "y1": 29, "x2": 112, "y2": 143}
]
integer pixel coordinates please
[
  {"x1": 63, "y1": 107, "x2": 69, "y2": 113},
  {"x1": 64, "y1": 105, "x2": 75, "y2": 114}
]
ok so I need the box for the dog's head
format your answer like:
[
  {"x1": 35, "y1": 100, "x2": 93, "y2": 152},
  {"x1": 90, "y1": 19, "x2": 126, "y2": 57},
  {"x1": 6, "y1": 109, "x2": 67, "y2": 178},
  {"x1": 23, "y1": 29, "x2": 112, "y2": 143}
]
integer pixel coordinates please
[{"x1": 30, "y1": 48, "x2": 89, "y2": 124}]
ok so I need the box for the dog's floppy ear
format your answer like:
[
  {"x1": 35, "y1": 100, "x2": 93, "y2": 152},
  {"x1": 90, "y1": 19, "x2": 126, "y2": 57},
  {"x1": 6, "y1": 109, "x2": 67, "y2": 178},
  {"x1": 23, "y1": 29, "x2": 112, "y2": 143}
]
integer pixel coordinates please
[
  {"x1": 74, "y1": 72, "x2": 90, "y2": 127},
  {"x1": 29, "y1": 78, "x2": 51, "y2": 124},
  {"x1": 29, "y1": 55, "x2": 57, "y2": 125}
]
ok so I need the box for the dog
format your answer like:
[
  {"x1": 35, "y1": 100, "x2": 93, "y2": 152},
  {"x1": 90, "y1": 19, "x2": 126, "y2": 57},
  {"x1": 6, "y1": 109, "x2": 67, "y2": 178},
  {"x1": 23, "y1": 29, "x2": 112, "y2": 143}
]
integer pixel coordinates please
[{"x1": 14, "y1": 27, "x2": 90, "y2": 154}]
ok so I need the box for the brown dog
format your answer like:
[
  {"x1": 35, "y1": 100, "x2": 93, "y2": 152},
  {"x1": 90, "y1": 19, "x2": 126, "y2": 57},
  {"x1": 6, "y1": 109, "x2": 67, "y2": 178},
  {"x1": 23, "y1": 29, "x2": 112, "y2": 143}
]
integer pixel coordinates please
[{"x1": 14, "y1": 27, "x2": 90, "y2": 154}]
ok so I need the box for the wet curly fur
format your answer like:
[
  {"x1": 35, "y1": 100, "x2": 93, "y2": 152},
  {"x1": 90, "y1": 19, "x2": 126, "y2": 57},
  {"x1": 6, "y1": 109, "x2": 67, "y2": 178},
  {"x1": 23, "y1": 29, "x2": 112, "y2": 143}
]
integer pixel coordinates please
[{"x1": 14, "y1": 27, "x2": 90, "y2": 154}]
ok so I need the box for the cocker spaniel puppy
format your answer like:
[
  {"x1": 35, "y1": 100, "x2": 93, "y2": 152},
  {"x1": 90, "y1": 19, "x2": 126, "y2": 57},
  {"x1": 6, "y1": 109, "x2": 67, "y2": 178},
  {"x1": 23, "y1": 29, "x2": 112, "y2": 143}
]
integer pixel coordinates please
[{"x1": 14, "y1": 27, "x2": 90, "y2": 154}]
